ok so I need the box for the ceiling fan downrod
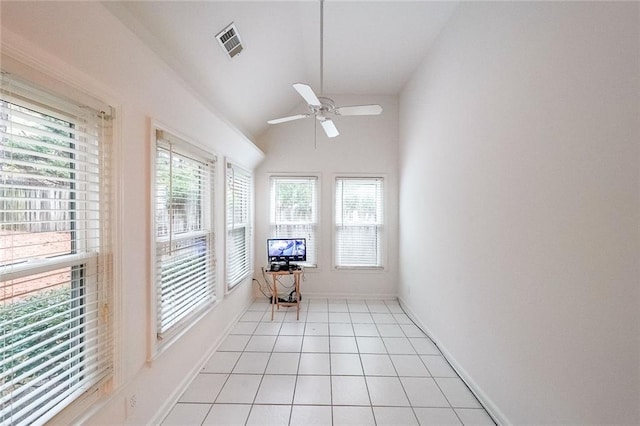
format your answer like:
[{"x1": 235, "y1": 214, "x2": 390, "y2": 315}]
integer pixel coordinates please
[{"x1": 266, "y1": 0, "x2": 383, "y2": 138}]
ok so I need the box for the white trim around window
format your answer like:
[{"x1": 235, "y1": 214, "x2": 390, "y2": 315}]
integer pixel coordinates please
[
  {"x1": 151, "y1": 127, "x2": 217, "y2": 350},
  {"x1": 0, "y1": 72, "x2": 114, "y2": 425},
  {"x1": 269, "y1": 174, "x2": 319, "y2": 268},
  {"x1": 333, "y1": 175, "x2": 386, "y2": 270},
  {"x1": 225, "y1": 161, "x2": 252, "y2": 291}
]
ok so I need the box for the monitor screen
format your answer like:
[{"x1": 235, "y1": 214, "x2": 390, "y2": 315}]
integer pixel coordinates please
[{"x1": 267, "y1": 238, "x2": 306, "y2": 263}]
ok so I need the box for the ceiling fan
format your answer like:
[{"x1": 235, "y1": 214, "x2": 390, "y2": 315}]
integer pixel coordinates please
[{"x1": 267, "y1": 1, "x2": 383, "y2": 138}]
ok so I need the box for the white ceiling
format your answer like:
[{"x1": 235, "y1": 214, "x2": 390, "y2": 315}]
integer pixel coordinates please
[{"x1": 104, "y1": 1, "x2": 459, "y2": 140}]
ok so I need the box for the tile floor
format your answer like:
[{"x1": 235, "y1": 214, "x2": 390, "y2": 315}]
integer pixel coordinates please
[{"x1": 162, "y1": 298, "x2": 495, "y2": 425}]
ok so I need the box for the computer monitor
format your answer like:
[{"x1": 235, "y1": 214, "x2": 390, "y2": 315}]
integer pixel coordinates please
[{"x1": 267, "y1": 238, "x2": 306, "y2": 267}]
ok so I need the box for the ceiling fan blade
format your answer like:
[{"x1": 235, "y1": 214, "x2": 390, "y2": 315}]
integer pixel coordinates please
[
  {"x1": 267, "y1": 114, "x2": 310, "y2": 124},
  {"x1": 320, "y1": 118, "x2": 339, "y2": 138},
  {"x1": 335, "y1": 104, "x2": 383, "y2": 116},
  {"x1": 293, "y1": 83, "x2": 321, "y2": 107}
]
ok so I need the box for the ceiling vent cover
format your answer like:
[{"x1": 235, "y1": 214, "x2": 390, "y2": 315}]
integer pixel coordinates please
[{"x1": 216, "y1": 23, "x2": 243, "y2": 59}]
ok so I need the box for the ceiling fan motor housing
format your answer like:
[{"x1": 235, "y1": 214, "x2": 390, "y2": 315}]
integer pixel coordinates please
[{"x1": 310, "y1": 97, "x2": 336, "y2": 118}]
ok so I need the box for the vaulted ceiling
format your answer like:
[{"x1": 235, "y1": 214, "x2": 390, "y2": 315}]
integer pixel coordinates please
[{"x1": 103, "y1": 1, "x2": 458, "y2": 140}]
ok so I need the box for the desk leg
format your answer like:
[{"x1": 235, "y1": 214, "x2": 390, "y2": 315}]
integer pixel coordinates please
[
  {"x1": 295, "y1": 274, "x2": 300, "y2": 320},
  {"x1": 271, "y1": 273, "x2": 276, "y2": 321}
]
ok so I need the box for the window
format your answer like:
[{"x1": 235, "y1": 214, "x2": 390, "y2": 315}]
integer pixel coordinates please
[
  {"x1": 0, "y1": 75, "x2": 112, "y2": 424},
  {"x1": 270, "y1": 176, "x2": 318, "y2": 266},
  {"x1": 154, "y1": 130, "x2": 216, "y2": 339},
  {"x1": 226, "y1": 162, "x2": 251, "y2": 290},
  {"x1": 335, "y1": 177, "x2": 384, "y2": 268}
]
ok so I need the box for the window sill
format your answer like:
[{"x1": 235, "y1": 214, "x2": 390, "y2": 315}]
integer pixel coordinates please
[
  {"x1": 149, "y1": 298, "x2": 219, "y2": 364},
  {"x1": 333, "y1": 266, "x2": 386, "y2": 272},
  {"x1": 225, "y1": 272, "x2": 251, "y2": 296}
]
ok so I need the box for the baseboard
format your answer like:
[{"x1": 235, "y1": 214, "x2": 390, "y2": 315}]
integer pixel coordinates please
[
  {"x1": 297, "y1": 291, "x2": 398, "y2": 300},
  {"x1": 149, "y1": 296, "x2": 255, "y2": 425},
  {"x1": 398, "y1": 297, "x2": 509, "y2": 426}
]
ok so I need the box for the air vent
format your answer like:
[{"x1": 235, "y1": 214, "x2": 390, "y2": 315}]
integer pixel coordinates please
[{"x1": 216, "y1": 23, "x2": 243, "y2": 59}]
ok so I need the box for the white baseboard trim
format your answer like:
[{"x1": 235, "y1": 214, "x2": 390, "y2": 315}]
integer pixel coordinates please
[
  {"x1": 297, "y1": 292, "x2": 398, "y2": 300},
  {"x1": 398, "y1": 296, "x2": 509, "y2": 426},
  {"x1": 149, "y1": 296, "x2": 255, "y2": 425}
]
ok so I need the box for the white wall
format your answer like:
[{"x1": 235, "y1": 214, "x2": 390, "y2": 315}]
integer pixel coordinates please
[
  {"x1": 1, "y1": 2, "x2": 263, "y2": 424},
  {"x1": 399, "y1": 2, "x2": 639, "y2": 424},
  {"x1": 255, "y1": 95, "x2": 399, "y2": 298}
]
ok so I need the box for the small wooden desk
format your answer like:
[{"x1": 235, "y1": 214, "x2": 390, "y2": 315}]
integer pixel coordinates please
[{"x1": 267, "y1": 270, "x2": 302, "y2": 320}]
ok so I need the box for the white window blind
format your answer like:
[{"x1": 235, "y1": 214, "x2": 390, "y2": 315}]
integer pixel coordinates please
[
  {"x1": 270, "y1": 176, "x2": 318, "y2": 266},
  {"x1": 0, "y1": 75, "x2": 113, "y2": 425},
  {"x1": 155, "y1": 131, "x2": 216, "y2": 338},
  {"x1": 335, "y1": 177, "x2": 384, "y2": 268},
  {"x1": 226, "y1": 162, "x2": 251, "y2": 289}
]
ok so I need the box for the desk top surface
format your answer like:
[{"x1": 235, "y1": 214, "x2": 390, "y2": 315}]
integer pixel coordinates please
[{"x1": 267, "y1": 268, "x2": 303, "y2": 275}]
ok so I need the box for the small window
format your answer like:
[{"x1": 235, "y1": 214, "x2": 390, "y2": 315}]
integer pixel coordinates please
[
  {"x1": 335, "y1": 177, "x2": 384, "y2": 268},
  {"x1": 0, "y1": 75, "x2": 113, "y2": 423},
  {"x1": 270, "y1": 176, "x2": 318, "y2": 267},
  {"x1": 154, "y1": 130, "x2": 216, "y2": 339},
  {"x1": 226, "y1": 162, "x2": 252, "y2": 290}
]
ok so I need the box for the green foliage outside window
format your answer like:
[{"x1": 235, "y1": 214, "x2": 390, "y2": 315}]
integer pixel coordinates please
[
  {"x1": 275, "y1": 181, "x2": 313, "y2": 221},
  {"x1": 0, "y1": 287, "x2": 75, "y2": 388}
]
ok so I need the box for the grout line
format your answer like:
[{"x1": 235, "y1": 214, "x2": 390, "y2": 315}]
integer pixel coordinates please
[
  {"x1": 167, "y1": 297, "x2": 494, "y2": 426},
  {"x1": 327, "y1": 299, "x2": 334, "y2": 425}
]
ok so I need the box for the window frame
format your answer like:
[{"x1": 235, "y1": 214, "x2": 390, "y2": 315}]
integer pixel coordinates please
[
  {"x1": 333, "y1": 175, "x2": 386, "y2": 270},
  {"x1": 225, "y1": 160, "x2": 252, "y2": 291},
  {"x1": 268, "y1": 174, "x2": 319, "y2": 268},
  {"x1": 0, "y1": 74, "x2": 113, "y2": 424},
  {"x1": 150, "y1": 127, "x2": 218, "y2": 350}
]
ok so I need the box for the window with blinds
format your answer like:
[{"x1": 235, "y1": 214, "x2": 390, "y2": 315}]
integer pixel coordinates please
[
  {"x1": 0, "y1": 75, "x2": 113, "y2": 424},
  {"x1": 335, "y1": 177, "x2": 384, "y2": 268},
  {"x1": 270, "y1": 176, "x2": 318, "y2": 267},
  {"x1": 154, "y1": 130, "x2": 216, "y2": 339},
  {"x1": 226, "y1": 162, "x2": 251, "y2": 290}
]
